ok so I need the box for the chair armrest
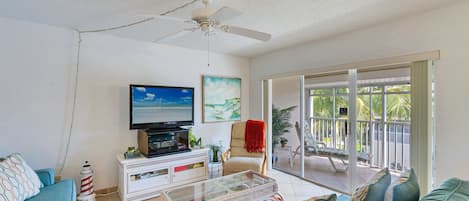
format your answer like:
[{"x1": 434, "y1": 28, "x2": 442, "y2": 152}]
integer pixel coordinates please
[
  {"x1": 221, "y1": 148, "x2": 231, "y2": 163},
  {"x1": 317, "y1": 142, "x2": 326, "y2": 148},
  {"x1": 305, "y1": 145, "x2": 320, "y2": 153},
  {"x1": 35, "y1": 168, "x2": 55, "y2": 186}
]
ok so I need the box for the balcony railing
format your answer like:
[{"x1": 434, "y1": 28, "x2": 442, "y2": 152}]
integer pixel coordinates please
[{"x1": 310, "y1": 117, "x2": 410, "y2": 171}]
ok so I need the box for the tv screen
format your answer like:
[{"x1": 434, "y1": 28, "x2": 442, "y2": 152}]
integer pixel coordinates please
[{"x1": 130, "y1": 85, "x2": 194, "y2": 129}]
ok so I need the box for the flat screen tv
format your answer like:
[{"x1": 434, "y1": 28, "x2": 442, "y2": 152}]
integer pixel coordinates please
[{"x1": 130, "y1": 84, "x2": 194, "y2": 130}]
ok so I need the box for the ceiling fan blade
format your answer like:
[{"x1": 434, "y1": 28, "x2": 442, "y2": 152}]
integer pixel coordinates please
[
  {"x1": 153, "y1": 27, "x2": 199, "y2": 43},
  {"x1": 209, "y1": 7, "x2": 242, "y2": 22},
  {"x1": 219, "y1": 25, "x2": 271, "y2": 41},
  {"x1": 140, "y1": 15, "x2": 197, "y2": 25}
]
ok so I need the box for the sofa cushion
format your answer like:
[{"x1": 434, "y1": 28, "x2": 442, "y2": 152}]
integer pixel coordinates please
[
  {"x1": 223, "y1": 156, "x2": 263, "y2": 175},
  {"x1": 420, "y1": 178, "x2": 469, "y2": 201},
  {"x1": 0, "y1": 153, "x2": 42, "y2": 200},
  {"x1": 384, "y1": 169, "x2": 419, "y2": 201},
  {"x1": 351, "y1": 168, "x2": 391, "y2": 201},
  {"x1": 26, "y1": 179, "x2": 76, "y2": 201}
]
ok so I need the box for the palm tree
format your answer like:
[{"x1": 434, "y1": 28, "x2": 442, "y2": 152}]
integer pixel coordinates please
[
  {"x1": 386, "y1": 86, "x2": 411, "y2": 121},
  {"x1": 312, "y1": 86, "x2": 411, "y2": 121},
  {"x1": 272, "y1": 105, "x2": 297, "y2": 147}
]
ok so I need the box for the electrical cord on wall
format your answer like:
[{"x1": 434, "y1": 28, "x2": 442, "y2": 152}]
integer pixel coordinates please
[
  {"x1": 55, "y1": 0, "x2": 200, "y2": 176},
  {"x1": 56, "y1": 32, "x2": 82, "y2": 176}
]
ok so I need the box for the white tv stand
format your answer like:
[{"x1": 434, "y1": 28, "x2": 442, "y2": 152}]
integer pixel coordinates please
[{"x1": 116, "y1": 148, "x2": 209, "y2": 201}]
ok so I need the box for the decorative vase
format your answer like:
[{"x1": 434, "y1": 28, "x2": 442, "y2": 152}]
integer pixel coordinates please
[{"x1": 212, "y1": 150, "x2": 219, "y2": 162}]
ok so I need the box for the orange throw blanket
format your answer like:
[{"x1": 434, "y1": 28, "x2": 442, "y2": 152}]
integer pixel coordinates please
[{"x1": 245, "y1": 120, "x2": 266, "y2": 153}]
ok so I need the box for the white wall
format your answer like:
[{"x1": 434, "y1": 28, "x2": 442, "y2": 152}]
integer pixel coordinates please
[
  {"x1": 250, "y1": 1, "x2": 469, "y2": 186},
  {"x1": 0, "y1": 17, "x2": 250, "y2": 189},
  {"x1": 0, "y1": 18, "x2": 76, "y2": 169},
  {"x1": 65, "y1": 33, "x2": 249, "y2": 189}
]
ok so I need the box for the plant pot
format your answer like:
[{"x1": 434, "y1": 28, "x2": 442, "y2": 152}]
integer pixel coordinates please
[{"x1": 281, "y1": 143, "x2": 286, "y2": 148}]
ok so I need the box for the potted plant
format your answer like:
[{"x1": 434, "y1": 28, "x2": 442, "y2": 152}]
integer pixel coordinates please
[
  {"x1": 280, "y1": 137, "x2": 288, "y2": 148},
  {"x1": 189, "y1": 129, "x2": 202, "y2": 149},
  {"x1": 210, "y1": 145, "x2": 221, "y2": 162},
  {"x1": 272, "y1": 105, "x2": 297, "y2": 149}
]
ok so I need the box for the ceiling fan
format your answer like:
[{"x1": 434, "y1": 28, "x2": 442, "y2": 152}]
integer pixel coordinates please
[{"x1": 151, "y1": 0, "x2": 272, "y2": 42}]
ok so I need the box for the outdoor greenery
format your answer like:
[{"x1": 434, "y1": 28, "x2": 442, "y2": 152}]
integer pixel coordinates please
[
  {"x1": 312, "y1": 85, "x2": 411, "y2": 121},
  {"x1": 272, "y1": 105, "x2": 297, "y2": 148}
]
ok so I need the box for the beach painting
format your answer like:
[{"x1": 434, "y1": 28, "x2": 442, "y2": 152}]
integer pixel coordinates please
[
  {"x1": 203, "y1": 76, "x2": 241, "y2": 122},
  {"x1": 132, "y1": 86, "x2": 193, "y2": 124}
]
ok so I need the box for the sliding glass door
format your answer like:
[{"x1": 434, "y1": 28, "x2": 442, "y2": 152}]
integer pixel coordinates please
[
  {"x1": 271, "y1": 76, "x2": 302, "y2": 177},
  {"x1": 266, "y1": 66, "x2": 415, "y2": 194}
]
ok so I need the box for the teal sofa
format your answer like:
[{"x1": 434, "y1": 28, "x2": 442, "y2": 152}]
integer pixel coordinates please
[
  {"x1": 26, "y1": 168, "x2": 76, "y2": 201},
  {"x1": 317, "y1": 177, "x2": 469, "y2": 201},
  {"x1": 420, "y1": 178, "x2": 469, "y2": 201}
]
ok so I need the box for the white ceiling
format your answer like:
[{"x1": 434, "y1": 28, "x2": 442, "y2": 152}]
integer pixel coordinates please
[{"x1": 0, "y1": 0, "x2": 461, "y2": 57}]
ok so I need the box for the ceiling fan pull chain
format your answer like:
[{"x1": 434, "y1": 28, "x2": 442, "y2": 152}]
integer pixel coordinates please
[{"x1": 207, "y1": 30, "x2": 210, "y2": 67}]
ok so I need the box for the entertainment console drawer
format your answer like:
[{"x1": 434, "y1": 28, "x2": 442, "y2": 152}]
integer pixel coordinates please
[
  {"x1": 127, "y1": 165, "x2": 170, "y2": 193},
  {"x1": 172, "y1": 160, "x2": 206, "y2": 184},
  {"x1": 117, "y1": 148, "x2": 209, "y2": 201}
]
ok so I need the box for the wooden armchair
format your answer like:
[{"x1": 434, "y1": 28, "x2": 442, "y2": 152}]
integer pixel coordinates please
[{"x1": 221, "y1": 121, "x2": 267, "y2": 176}]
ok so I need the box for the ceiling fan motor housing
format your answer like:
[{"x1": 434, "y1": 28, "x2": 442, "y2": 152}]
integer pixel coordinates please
[{"x1": 192, "y1": 7, "x2": 215, "y2": 22}]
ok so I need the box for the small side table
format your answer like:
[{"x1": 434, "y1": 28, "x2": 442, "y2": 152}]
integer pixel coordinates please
[
  {"x1": 208, "y1": 161, "x2": 223, "y2": 178},
  {"x1": 273, "y1": 145, "x2": 293, "y2": 168}
]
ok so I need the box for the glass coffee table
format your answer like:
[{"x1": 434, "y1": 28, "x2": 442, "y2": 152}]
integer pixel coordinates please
[{"x1": 161, "y1": 170, "x2": 283, "y2": 201}]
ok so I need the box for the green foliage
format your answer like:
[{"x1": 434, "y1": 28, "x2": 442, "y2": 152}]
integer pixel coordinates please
[
  {"x1": 312, "y1": 85, "x2": 411, "y2": 121},
  {"x1": 210, "y1": 145, "x2": 221, "y2": 162},
  {"x1": 189, "y1": 129, "x2": 201, "y2": 148},
  {"x1": 272, "y1": 105, "x2": 297, "y2": 147},
  {"x1": 386, "y1": 86, "x2": 411, "y2": 121}
]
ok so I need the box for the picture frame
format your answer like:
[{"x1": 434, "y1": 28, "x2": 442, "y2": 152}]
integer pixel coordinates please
[{"x1": 202, "y1": 75, "x2": 241, "y2": 123}]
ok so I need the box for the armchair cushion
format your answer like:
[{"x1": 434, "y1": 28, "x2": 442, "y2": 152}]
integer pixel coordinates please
[
  {"x1": 230, "y1": 122, "x2": 264, "y2": 158},
  {"x1": 223, "y1": 156, "x2": 264, "y2": 175},
  {"x1": 35, "y1": 169, "x2": 55, "y2": 187}
]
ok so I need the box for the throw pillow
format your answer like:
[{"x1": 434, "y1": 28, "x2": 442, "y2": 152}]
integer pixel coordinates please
[
  {"x1": 384, "y1": 169, "x2": 419, "y2": 201},
  {"x1": 0, "y1": 153, "x2": 42, "y2": 200},
  {"x1": 351, "y1": 168, "x2": 391, "y2": 201},
  {"x1": 307, "y1": 194, "x2": 337, "y2": 201}
]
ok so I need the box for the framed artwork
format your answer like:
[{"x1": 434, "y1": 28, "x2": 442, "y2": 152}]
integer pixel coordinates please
[{"x1": 203, "y1": 75, "x2": 241, "y2": 122}]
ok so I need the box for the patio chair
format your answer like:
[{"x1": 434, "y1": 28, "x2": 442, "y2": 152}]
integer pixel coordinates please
[{"x1": 292, "y1": 121, "x2": 349, "y2": 172}]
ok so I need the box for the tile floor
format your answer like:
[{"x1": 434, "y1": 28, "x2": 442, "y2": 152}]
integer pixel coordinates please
[
  {"x1": 96, "y1": 169, "x2": 336, "y2": 201},
  {"x1": 265, "y1": 170, "x2": 337, "y2": 200},
  {"x1": 274, "y1": 152, "x2": 378, "y2": 193}
]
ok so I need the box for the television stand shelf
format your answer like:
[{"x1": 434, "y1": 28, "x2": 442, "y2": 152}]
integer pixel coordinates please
[{"x1": 116, "y1": 148, "x2": 209, "y2": 201}]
